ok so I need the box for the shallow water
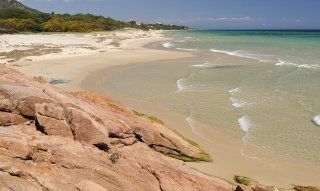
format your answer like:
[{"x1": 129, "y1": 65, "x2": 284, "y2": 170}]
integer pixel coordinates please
[{"x1": 95, "y1": 30, "x2": 320, "y2": 167}]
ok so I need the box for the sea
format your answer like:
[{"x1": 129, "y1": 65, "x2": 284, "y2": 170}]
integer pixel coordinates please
[{"x1": 94, "y1": 30, "x2": 320, "y2": 168}]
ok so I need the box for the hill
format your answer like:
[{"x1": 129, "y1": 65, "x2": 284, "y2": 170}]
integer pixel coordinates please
[{"x1": 0, "y1": 0, "x2": 39, "y2": 12}]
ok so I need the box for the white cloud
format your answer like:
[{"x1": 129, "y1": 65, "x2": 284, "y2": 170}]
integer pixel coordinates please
[{"x1": 174, "y1": 16, "x2": 257, "y2": 23}]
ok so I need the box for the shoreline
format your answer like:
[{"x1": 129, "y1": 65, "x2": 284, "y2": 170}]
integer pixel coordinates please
[
  {"x1": 81, "y1": 56, "x2": 320, "y2": 188},
  {"x1": 8, "y1": 30, "x2": 193, "y2": 91},
  {"x1": 5, "y1": 30, "x2": 320, "y2": 187}
]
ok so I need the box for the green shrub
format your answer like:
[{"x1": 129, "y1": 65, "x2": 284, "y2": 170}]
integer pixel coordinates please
[
  {"x1": 0, "y1": 8, "x2": 189, "y2": 32},
  {"x1": 0, "y1": 18, "x2": 38, "y2": 32},
  {"x1": 42, "y1": 17, "x2": 65, "y2": 32},
  {"x1": 234, "y1": 176, "x2": 255, "y2": 186},
  {"x1": 133, "y1": 110, "x2": 165, "y2": 125}
]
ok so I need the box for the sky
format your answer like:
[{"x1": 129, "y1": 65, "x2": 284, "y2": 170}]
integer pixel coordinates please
[{"x1": 19, "y1": 0, "x2": 320, "y2": 29}]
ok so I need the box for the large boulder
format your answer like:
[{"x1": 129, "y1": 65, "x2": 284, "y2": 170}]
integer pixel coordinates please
[
  {"x1": 65, "y1": 107, "x2": 111, "y2": 149},
  {"x1": 0, "y1": 112, "x2": 29, "y2": 126}
]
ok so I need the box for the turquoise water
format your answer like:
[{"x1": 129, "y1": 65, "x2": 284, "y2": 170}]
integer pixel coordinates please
[
  {"x1": 162, "y1": 30, "x2": 320, "y2": 165},
  {"x1": 167, "y1": 30, "x2": 320, "y2": 66},
  {"x1": 99, "y1": 30, "x2": 320, "y2": 167}
]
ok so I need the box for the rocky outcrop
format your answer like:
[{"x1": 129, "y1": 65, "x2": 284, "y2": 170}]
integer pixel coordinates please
[
  {"x1": 0, "y1": 65, "x2": 232, "y2": 190},
  {"x1": 234, "y1": 176, "x2": 277, "y2": 191}
]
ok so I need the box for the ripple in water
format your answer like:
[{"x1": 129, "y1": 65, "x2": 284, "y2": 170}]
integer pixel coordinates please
[{"x1": 275, "y1": 59, "x2": 319, "y2": 70}]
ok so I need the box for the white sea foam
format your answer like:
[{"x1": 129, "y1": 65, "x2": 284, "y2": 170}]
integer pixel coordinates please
[
  {"x1": 238, "y1": 116, "x2": 251, "y2": 156},
  {"x1": 275, "y1": 59, "x2": 298, "y2": 67},
  {"x1": 312, "y1": 114, "x2": 320, "y2": 126},
  {"x1": 176, "y1": 78, "x2": 188, "y2": 91},
  {"x1": 230, "y1": 97, "x2": 247, "y2": 108},
  {"x1": 162, "y1": 42, "x2": 174, "y2": 48},
  {"x1": 176, "y1": 78, "x2": 207, "y2": 92},
  {"x1": 297, "y1": 64, "x2": 319, "y2": 69},
  {"x1": 238, "y1": 116, "x2": 251, "y2": 133},
  {"x1": 275, "y1": 59, "x2": 319, "y2": 70},
  {"x1": 191, "y1": 62, "x2": 219, "y2": 68},
  {"x1": 210, "y1": 48, "x2": 233, "y2": 55},
  {"x1": 228, "y1": 87, "x2": 241, "y2": 94},
  {"x1": 210, "y1": 48, "x2": 266, "y2": 61},
  {"x1": 176, "y1": 48, "x2": 197, "y2": 52}
]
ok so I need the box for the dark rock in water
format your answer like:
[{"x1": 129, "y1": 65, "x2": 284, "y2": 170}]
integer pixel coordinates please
[{"x1": 49, "y1": 78, "x2": 70, "y2": 85}]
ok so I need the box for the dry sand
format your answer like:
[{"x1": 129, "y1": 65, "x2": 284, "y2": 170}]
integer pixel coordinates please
[{"x1": 6, "y1": 30, "x2": 192, "y2": 91}]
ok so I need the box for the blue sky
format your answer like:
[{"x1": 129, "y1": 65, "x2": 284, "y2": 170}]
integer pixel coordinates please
[{"x1": 20, "y1": 0, "x2": 320, "y2": 29}]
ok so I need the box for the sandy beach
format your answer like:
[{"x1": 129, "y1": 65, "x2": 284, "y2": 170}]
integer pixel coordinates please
[
  {"x1": 3, "y1": 30, "x2": 320, "y2": 188},
  {"x1": 5, "y1": 30, "x2": 192, "y2": 91}
]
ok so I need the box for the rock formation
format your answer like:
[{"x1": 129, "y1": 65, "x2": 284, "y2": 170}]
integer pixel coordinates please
[{"x1": 0, "y1": 65, "x2": 233, "y2": 190}]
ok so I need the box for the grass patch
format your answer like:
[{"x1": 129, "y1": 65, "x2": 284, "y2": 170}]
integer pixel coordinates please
[
  {"x1": 294, "y1": 186, "x2": 320, "y2": 191},
  {"x1": 234, "y1": 175, "x2": 256, "y2": 186},
  {"x1": 133, "y1": 110, "x2": 165, "y2": 125},
  {"x1": 167, "y1": 151, "x2": 212, "y2": 163}
]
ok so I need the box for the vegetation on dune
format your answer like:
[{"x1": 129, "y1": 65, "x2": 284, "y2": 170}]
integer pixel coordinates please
[{"x1": 0, "y1": 8, "x2": 189, "y2": 33}]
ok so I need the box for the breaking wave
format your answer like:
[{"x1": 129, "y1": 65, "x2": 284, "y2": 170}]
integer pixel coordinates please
[
  {"x1": 176, "y1": 48, "x2": 197, "y2": 52},
  {"x1": 230, "y1": 97, "x2": 247, "y2": 108},
  {"x1": 191, "y1": 62, "x2": 219, "y2": 68},
  {"x1": 228, "y1": 87, "x2": 241, "y2": 95},
  {"x1": 275, "y1": 59, "x2": 319, "y2": 70},
  {"x1": 162, "y1": 42, "x2": 174, "y2": 48},
  {"x1": 238, "y1": 116, "x2": 251, "y2": 133},
  {"x1": 210, "y1": 48, "x2": 268, "y2": 62},
  {"x1": 313, "y1": 114, "x2": 320, "y2": 126}
]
